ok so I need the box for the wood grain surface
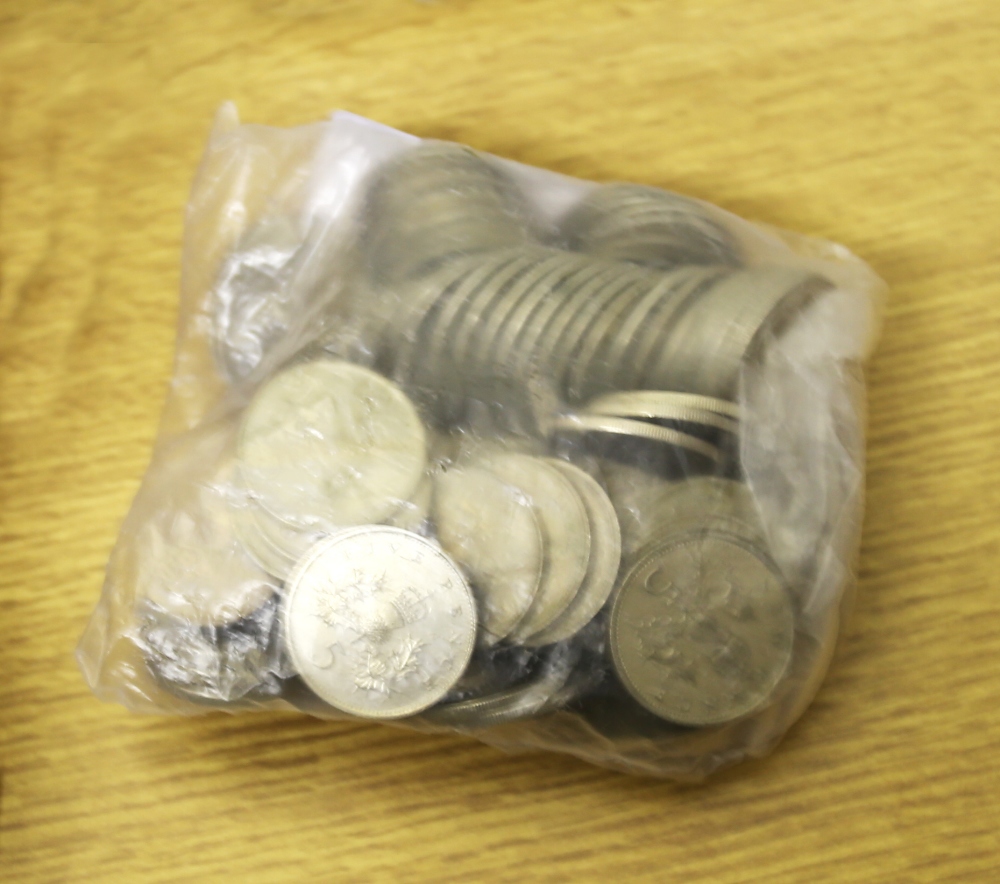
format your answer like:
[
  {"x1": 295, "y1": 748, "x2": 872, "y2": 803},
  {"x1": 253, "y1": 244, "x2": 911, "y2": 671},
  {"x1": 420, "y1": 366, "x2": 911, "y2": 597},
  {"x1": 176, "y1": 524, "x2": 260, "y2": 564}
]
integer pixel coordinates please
[{"x1": 2, "y1": 1, "x2": 999, "y2": 881}]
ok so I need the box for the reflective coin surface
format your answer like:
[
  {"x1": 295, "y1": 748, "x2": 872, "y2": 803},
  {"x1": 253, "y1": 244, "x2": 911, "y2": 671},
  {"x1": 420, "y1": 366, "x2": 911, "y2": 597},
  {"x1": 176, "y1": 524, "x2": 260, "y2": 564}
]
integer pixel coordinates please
[
  {"x1": 283, "y1": 527, "x2": 477, "y2": 718},
  {"x1": 610, "y1": 533, "x2": 795, "y2": 726},
  {"x1": 524, "y1": 460, "x2": 622, "y2": 646},
  {"x1": 552, "y1": 413, "x2": 720, "y2": 461},
  {"x1": 432, "y1": 464, "x2": 544, "y2": 644},
  {"x1": 484, "y1": 454, "x2": 593, "y2": 642},
  {"x1": 238, "y1": 359, "x2": 427, "y2": 531}
]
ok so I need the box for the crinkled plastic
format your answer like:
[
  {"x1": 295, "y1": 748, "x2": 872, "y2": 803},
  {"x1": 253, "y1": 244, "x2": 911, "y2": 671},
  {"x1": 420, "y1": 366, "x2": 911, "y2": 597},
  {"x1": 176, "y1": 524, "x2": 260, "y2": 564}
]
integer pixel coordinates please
[{"x1": 78, "y1": 105, "x2": 884, "y2": 779}]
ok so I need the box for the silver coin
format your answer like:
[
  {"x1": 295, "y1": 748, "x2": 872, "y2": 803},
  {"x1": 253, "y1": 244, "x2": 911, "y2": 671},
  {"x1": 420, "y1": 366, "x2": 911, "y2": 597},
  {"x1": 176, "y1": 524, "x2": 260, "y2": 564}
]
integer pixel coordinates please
[
  {"x1": 391, "y1": 254, "x2": 513, "y2": 384},
  {"x1": 609, "y1": 532, "x2": 795, "y2": 726},
  {"x1": 282, "y1": 526, "x2": 477, "y2": 718},
  {"x1": 465, "y1": 252, "x2": 575, "y2": 396},
  {"x1": 232, "y1": 493, "x2": 302, "y2": 579},
  {"x1": 482, "y1": 453, "x2": 593, "y2": 642},
  {"x1": 581, "y1": 392, "x2": 739, "y2": 434},
  {"x1": 629, "y1": 269, "x2": 729, "y2": 391},
  {"x1": 386, "y1": 473, "x2": 433, "y2": 533},
  {"x1": 551, "y1": 413, "x2": 720, "y2": 462},
  {"x1": 238, "y1": 359, "x2": 427, "y2": 531},
  {"x1": 432, "y1": 464, "x2": 544, "y2": 644},
  {"x1": 524, "y1": 460, "x2": 622, "y2": 646},
  {"x1": 607, "y1": 268, "x2": 724, "y2": 391},
  {"x1": 510, "y1": 259, "x2": 623, "y2": 379},
  {"x1": 585, "y1": 390, "x2": 741, "y2": 420},
  {"x1": 564, "y1": 184, "x2": 741, "y2": 269},
  {"x1": 489, "y1": 253, "x2": 594, "y2": 374},
  {"x1": 602, "y1": 466, "x2": 766, "y2": 559},
  {"x1": 449, "y1": 252, "x2": 558, "y2": 386},
  {"x1": 564, "y1": 276, "x2": 657, "y2": 402},
  {"x1": 413, "y1": 251, "x2": 533, "y2": 398},
  {"x1": 544, "y1": 269, "x2": 650, "y2": 400},
  {"x1": 421, "y1": 647, "x2": 576, "y2": 728}
]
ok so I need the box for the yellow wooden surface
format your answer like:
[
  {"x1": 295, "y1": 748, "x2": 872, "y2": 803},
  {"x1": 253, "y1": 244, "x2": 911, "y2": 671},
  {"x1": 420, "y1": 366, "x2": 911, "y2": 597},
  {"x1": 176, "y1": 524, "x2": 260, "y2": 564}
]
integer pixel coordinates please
[{"x1": 2, "y1": 1, "x2": 999, "y2": 880}]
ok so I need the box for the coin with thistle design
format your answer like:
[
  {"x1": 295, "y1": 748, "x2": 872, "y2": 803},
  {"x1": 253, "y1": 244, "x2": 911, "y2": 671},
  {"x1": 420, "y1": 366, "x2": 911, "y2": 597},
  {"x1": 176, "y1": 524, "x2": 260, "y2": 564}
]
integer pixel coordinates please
[{"x1": 283, "y1": 526, "x2": 476, "y2": 718}]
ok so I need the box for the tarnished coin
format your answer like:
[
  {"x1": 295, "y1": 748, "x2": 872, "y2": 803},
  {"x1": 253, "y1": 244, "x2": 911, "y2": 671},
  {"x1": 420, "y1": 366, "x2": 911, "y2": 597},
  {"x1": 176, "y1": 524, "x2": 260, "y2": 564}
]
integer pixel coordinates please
[
  {"x1": 432, "y1": 464, "x2": 544, "y2": 644},
  {"x1": 609, "y1": 533, "x2": 795, "y2": 726},
  {"x1": 602, "y1": 466, "x2": 768, "y2": 560},
  {"x1": 483, "y1": 454, "x2": 592, "y2": 642},
  {"x1": 524, "y1": 460, "x2": 622, "y2": 646},
  {"x1": 552, "y1": 413, "x2": 720, "y2": 462},
  {"x1": 238, "y1": 359, "x2": 427, "y2": 531},
  {"x1": 283, "y1": 526, "x2": 477, "y2": 718}
]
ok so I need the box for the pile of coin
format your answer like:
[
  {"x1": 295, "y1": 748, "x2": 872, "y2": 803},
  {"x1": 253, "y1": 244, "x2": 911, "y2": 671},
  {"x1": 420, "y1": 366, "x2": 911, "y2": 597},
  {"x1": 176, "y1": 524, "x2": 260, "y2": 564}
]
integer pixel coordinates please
[
  {"x1": 167, "y1": 141, "x2": 826, "y2": 733},
  {"x1": 355, "y1": 142, "x2": 833, "y2": 412},
  {"x1": 433, "y1": 451, "x2": 621, "y2": 647}
]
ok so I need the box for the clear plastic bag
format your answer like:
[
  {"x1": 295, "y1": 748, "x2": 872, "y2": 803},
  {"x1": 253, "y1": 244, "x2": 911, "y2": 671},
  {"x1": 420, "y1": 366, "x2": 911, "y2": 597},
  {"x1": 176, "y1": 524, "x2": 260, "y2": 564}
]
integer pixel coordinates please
[{"x1": 78, "y1": 105, "x2": 883, "y2": 779}]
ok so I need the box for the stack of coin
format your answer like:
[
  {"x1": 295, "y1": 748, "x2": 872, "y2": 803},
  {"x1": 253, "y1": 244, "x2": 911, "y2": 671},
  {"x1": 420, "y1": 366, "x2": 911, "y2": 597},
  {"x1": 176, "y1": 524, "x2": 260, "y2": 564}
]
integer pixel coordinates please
[
  {"x1": 552, "y1": 390, "x2": 739, "y2": 464},
  {"x1": 432, "y1": 452, "x2": 622, "y2": 648},
  {"x1": 367, "y1": 251, "x2": 830, "y2": 420},
  {"x1": 362, "y1": 141, "x2": 535, "y2": 284},
  {"x1": 561, "y1": 183, "x2": 743, "y2": 270},
  {"x1": 233, "y1": 358, "x2": 430, "y2": 579},
  {"x1": 194, "y1": 144, "x2": 829, "y2": 737}
]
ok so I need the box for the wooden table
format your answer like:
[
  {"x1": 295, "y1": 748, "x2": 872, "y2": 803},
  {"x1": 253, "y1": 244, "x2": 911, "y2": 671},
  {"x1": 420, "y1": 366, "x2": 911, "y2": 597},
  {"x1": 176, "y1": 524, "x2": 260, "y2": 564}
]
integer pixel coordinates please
[{"x1": 2, "y1": 2, "x2": 998, "y2": 880}]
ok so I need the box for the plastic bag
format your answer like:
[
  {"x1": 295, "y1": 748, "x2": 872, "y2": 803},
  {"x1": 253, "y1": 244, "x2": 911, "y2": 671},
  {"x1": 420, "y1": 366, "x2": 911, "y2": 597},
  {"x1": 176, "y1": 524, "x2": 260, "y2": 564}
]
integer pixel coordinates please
[{"x1": 78, "y1": 105, "x2": 883, "y2": 779}]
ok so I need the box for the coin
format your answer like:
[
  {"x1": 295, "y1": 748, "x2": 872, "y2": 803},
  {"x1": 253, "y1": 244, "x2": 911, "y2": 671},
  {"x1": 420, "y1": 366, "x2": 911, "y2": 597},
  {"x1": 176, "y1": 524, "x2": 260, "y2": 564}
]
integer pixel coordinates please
[
  {"x1": 564, "y1": 276, "x2": 655, "y2": 402},
  {"x1": 603, "y1": 468, "x2": 768, "y2": 560},
  {"x1": 551, "y1": 414, "x2": 720, "y2": 462},
  {"x1": 432, "y1": 464, "x2": 544, "y2": 644},
  {"x1": 363, "y1": 142, "x2": 533, "y2": 282},
  {"x1": 609, "y1": 533, "x2": 795, "y2": 726},
  {"x1": 386, "y1": 473, "x2": 433, "y2": 532},
  {"x1": 508, "y1": 259, "x2": 623, "y2": 380},
  {"x1": 581, "y1": 392, "x2": 739, "y2": 434},
  {"x1": 563, "y1": 184, "x2": 742, "y2": 269},
  {"x1": 483, "y1": 453, "x2": 593, "y2": 642},
  {"x1": 585, "y1": 390, "x2": 741, "y2": 419},
  {"x1": 421, "y1": 643, "x2": 578, "y2": 728},
  {"x1": 524, "y1": 460, "x2": 622, "y2": 646},
  {"x1": 624, "y1": 268, "x2": 727, "y2": 391},
  {"x1": 282, "y1": 526, "x2": 477, "y2": 718},
  {"x1": 238, "y1": 359, "x2": 427, "y2": 531}
]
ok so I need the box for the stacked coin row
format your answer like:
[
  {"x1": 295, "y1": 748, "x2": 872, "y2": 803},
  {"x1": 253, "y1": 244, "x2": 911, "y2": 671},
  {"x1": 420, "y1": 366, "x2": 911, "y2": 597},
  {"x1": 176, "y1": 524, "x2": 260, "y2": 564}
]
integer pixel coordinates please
[
  {"x1": 554, "y1": 389, "x2": 741, "y2": 463},
  {"x1": 562, "y1": 183, "x2": 743, "y2": 270},
  {"x1": 362, "y1": 141, "x2": 534, "y2": 285},
  {"x1": 358, "y1": 142, "x2": 833, "y2": 413},
  {"x1": 433, "y1": 451, "x2": 621, "y2": 648}
]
